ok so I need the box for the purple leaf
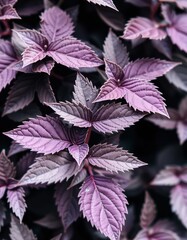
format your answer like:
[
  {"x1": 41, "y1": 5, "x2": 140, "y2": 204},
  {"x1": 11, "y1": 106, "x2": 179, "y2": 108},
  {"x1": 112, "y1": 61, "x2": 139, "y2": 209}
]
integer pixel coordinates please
[
  {"x1": 68, "y1": 168, "x2": 87, "y2": 189},
  {"x1": 79, "y1": 176, "x2": 128, "y2": 240},
  {"x1": 68, "y1": 144, "x2": 89, "y2": 166},
  {"x1": 134, "y1": 228, "x2": 180, "y2": 240},
  {"x1": 0, "y1": 5, "x2": 20, "y2": 20},
  {"x1": 14, "y1": 30, "x2": 48, "y2": 50},
  {"x1": 7, "y1": 187, "x2": 26, "y2": 222},
  {"x1": 0, "y1": 201, "x2": 6, "y2": 230},
  {"x1": 0, "y1": 185, "x2": 6, "y2": 199},
  {"x1": 166, "y1": 57, "x2": 187, "y2": 92},
  {"x1": 86, "y1": 0, "x2": 118, "y2": 11},
  {"x1": 10, "y1": 214, "x2": 37, "y2": 240},
  {"x1": 96, "y1": 79, "x2": 168, "y2": 117},
  {"x1": 18, "y1": 152, "x2": 79, "y2": 185},
  {"x1": 55, "y1": 182, "x2": 80, "y2": 231},
  {"x1": 105, "y1": 60, "x2": 124, "y2": 80},
  {"x1": 151, "y1": 166, "x2": 180, "y2": 186},
  {"x1": 122, "y1": 59, "x2": 179, "y2": 81},
  {"x1": 140, "y1": 192, "x2": 156, "y2": 229},
  {"x1": 40, "y1": 6, "x2": 74, "y2": 42},
  {"x1": 32, "y1": 59, "x2": 55, "y2": 75},
  {"x1": 48, "y1": 37, "x2": 103, "y2": 69},
  {"x1": 16, "y1": 152, "x2": 36, "y2": 178},
  {"x1": 162, "y1": 6, "x2": 187, "y2": 53},
  {"x1": 104, "y1": 30, "x2": 129, "y2": 68},
  {"x1": 34, "y1": 213, "x2": 61, "y2": 229},
  {"x1": 146, "y1": 108, "x2": 180, "y2": 130},
  {"x1": 22, "y1": 46, "x2": 47, "y2": 67},
  {"x1": 0, "y1": 150, "x2": 16, "y2": 182},
  {"x1": 0, "y1": 0, "x2": 18, "y2": 5},
  {"x1": 95, "y1": 59, "x2": 178, "y2": 115},
  {"x1": 170, "y1": 184, "x2": 187, "y2": 229},
  {"x1": 122, "y1": 17, "x2": 166, "y2": 40},
  {"x1": 73, "y1": 73, "x2": 98, "y2": 111},
  {"x1": 96, "y1": 7, "x2": 124, "y2": 31},
  {"x1": 35, "y1": 74, "x2": 56, "y2": 104},
  {"x1": 16, "y1": 0, "x2": 43, "y2": 16},
  {"x1": 3, "y1": 74, "x2": 36, "y2": 116},
  {"x1": 4, "y1": 116, "x2": 71, "y2": 154},
  {"x1": 93, "y1": 102, "x2": 145, "y2": 133},
  {"x1": 0, "y1": 40, "x2": 17, "y2": 92},
  {"x1": 176, "y1": 121, "x2": 187, "y2": 144},
  {"x1": 8, "y1": 141, "x2": 26, "y2": 157},
  {"x1": 46, "y1": 101, "x2": 92, "y2": 128},
  {"x1": 88, "y1": 143, "x2": 146, "y2": 172},
  {"x1": 152, "y1": 39, "x2": 172, "y2": 59}
]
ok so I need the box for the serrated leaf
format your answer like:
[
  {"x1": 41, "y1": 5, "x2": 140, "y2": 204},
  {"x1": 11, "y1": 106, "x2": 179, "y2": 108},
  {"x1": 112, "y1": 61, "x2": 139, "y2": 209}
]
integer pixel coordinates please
[
  {"x1": 170, "y1": 184, "x2": 187, "y2": 229},
  {"x1": 10, "y1": 214, "x2": 37, "y2": 240},
  {"x1": 104, "y1": 30, "x2": 129, "y2": 68},
  {"x1": 88, "y1": 143, "x2": 146, "y2": 172},
  {"x1": 134, "y1": 228, "x2": 180, "y2": 240},
  {"x1": 18, "y1": 152, "x2": 79, "y2": 185},
  {"x1": 0, "y1": 150, "x2": 16, "y2": 181},
  {"x1": 86, "y1": 0, "x2": 118, "y2": 11},
  {"x1": 55, "y1": 182, "x2": 80, "y2": 231},
  {"x1": 32, "y1": 59, "x2": 55, "y2": 75},
  {"x1": 0, "y1": 40, "x2": 17, "y2": 92},
  {"x1": 0, "y1": 5, "x2": 20, "y2": 20},
  {"x1": 96, "y1": 78, "x2": 168, "y2": 116},
  {"x1": 16, "y1": 152, "x2": 36, "y2": 178},
  {"x1": 123, "y1": 59, "x2": 179, "y2": 81},
  {"x1": 146, "y1": 109, "x2": 180, "y2": 130},
  {"x1": 22, "y1": 46, "x2": 47, "y2": 67},
  {"x1": 79, "y1": 176, "x2": 128, "y2": 240},
  {"x1": 4, "y1": 116, "x2": 71, "y2": 154},
  {"x1": 162, "y1": 6, "x2": 187, "y2": 53},
  {"x1": 105, "y1": 60, "x2": 124, "y2": 80},
  {"x1": 48, "y1": 37, "x2": 103, "y2": 69},
  {"x1": 46, "y1": 101, "x2": 92, "y2": 128},
  {"x1": 8, "y1": 141, "x2": 26, "y2": 157},
  {"x1": 68, "y1": 143, "x2": 89, "y2": 166},
  {"x1": 140, "y1": 192, "x2": 156, "y2": 229},
  {"x1": 40, "y1": 6, "x2": 74, "y2": 42},
  {"x1": 35, "y1": 74, "x2": 56, "y2": 103},
  {"x1": 14, "y1": 30, "x2": 48, "y2": 49},
  {"x1": 93, "y1": 102, "x2": 145, "y2": 133},
  {"x1": 73, "y1": 73, "x2": 98, "y2": 111},
  {"x1": 7, "y1": 187, "x2": 26, "y2": 222},
  {"x1": 122, "y1": 17, "x2": 166, "y2": 40},
  {"x1": 68, "y1": 168, "x2": 87, "y2": 189},
  {"x1": 3, "y1": 73, "x2": 55, "y2": 115},
  {"x1": 151, "y1": 167, "x2": 180, "y2": 186},
  {"x1": 3, "y1": 74, "x2": 36, "y2": 115},
  {"x1": 152, "y1": 39, "x2": 172, "y2": 59}
]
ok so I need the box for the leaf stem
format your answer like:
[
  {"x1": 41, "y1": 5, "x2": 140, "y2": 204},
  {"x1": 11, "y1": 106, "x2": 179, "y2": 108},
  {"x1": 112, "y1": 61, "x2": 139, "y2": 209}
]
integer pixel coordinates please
[
  {"x1": 84, "y1": 127, "x2": 93, "y2": 176},
  {"x1": 85, "y1": 127, "x2": 92, "y2": 144}
]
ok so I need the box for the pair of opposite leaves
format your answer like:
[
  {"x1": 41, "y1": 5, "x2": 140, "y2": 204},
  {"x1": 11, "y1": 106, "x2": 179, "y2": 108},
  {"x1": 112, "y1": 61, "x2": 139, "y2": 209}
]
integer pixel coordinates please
[{"x1": 123, "y1": 4, "x2": 187, "y2": 54}]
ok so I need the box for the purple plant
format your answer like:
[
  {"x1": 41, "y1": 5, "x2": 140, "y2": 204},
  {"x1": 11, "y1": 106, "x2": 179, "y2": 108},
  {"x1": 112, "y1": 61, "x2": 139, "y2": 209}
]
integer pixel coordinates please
[{"x1": 0, "y1": 0, "x2": 187, "y2": 240}]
